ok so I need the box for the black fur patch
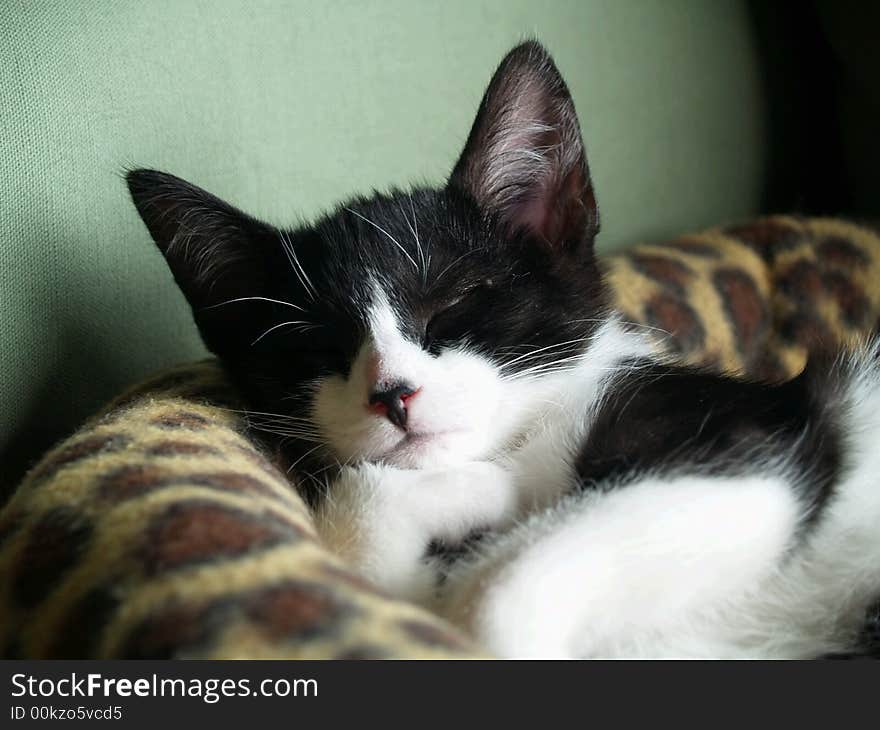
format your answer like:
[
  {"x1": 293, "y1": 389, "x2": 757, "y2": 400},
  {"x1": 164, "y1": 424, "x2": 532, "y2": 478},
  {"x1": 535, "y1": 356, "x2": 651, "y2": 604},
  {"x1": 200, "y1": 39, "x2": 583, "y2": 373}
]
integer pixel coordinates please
[{"x1": 576, "y1": 359, "x2": 843, "y2": 518}]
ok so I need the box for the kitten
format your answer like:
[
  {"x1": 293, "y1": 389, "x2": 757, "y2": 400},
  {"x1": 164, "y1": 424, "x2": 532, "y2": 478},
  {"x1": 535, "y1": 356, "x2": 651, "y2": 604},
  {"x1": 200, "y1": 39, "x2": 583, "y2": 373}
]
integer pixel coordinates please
[{"x1": 127, "y1": 41, "x2": 880, "y2": 658}]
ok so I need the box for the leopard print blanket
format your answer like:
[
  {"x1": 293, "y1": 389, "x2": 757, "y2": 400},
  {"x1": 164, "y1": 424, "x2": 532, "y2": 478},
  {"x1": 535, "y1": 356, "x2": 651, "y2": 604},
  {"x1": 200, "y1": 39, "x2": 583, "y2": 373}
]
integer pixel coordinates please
[{"x1": 2, "y1": 216, "x2": 878, "y2": 659}]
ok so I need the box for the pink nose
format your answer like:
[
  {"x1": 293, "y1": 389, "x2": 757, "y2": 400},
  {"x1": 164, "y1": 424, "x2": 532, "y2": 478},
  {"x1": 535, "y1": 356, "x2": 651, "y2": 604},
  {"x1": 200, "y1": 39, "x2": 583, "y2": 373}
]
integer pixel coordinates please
[{"x1": 368, "y1": 384, "x2": 420, "y2": 429}]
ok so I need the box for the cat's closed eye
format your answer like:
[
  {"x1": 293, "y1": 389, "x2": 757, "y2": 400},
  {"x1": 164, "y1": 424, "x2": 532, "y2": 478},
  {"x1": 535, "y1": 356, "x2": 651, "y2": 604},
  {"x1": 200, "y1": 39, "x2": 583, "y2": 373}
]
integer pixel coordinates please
[
  {"x1": 423, "y1": 282, "x2": 494, "y2": 352},
  {"x1": 423, "y1": 306, "x2": 458, "y2": 353}
]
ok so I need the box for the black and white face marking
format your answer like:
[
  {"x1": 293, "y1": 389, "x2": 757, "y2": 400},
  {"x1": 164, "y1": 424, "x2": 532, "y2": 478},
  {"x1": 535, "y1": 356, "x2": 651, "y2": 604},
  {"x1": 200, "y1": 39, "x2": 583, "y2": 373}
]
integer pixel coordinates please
[{"x1": 127, "y1": 41, "x2": 607, "y2": 497}]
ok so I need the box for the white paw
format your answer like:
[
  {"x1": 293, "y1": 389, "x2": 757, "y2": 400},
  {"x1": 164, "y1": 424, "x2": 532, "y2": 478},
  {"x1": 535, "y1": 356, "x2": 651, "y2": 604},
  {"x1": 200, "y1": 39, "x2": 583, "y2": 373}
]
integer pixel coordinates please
[
  {"x1": 412, "y1": 461, "x2": 517, "y2": 539},
  {"x1": 313, "y1": 461, "x2": 517, "y2": 603}
]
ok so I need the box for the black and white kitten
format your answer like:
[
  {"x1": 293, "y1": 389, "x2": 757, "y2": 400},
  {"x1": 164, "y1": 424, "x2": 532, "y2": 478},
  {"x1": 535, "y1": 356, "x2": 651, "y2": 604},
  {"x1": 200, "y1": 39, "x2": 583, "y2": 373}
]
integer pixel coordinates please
[{"x1": 127, "y1": 42, "x2": 880, "y2": 658}]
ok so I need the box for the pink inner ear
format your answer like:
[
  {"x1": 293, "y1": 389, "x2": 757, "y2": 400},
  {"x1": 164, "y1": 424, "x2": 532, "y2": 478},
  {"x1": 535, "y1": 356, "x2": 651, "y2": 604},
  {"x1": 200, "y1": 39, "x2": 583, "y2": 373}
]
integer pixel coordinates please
[
  {"x1": 517, "y1": 193, "x2": 551, "y2": 241},
  {"x1": 513, "y1": 165, "x2": 588, "y2": 248},
  {"x1": 449, "y1": 46, "x2": 597, "y2": 249}
]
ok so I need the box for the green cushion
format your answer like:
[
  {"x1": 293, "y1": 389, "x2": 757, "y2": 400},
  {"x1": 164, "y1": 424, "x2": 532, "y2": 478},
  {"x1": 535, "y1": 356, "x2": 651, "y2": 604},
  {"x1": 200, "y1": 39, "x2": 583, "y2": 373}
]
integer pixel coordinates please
[{"x1": 0, "y1": 1, "x2": 766, "y2": 491}]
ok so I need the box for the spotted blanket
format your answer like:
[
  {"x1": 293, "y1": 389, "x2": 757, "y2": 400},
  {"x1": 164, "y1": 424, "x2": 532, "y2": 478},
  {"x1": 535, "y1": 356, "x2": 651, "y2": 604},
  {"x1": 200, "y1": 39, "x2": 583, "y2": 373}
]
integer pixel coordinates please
[{"x1": 2, "y1": 216, "x2": 878, "y2": 658}]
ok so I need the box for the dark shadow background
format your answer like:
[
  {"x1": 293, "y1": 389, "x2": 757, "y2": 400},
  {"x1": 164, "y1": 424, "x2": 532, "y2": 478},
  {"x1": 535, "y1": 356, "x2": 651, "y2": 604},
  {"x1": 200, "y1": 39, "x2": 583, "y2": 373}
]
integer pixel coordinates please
[{"x1": 750, "y1": 0, "x2": 880, "y2": 223}]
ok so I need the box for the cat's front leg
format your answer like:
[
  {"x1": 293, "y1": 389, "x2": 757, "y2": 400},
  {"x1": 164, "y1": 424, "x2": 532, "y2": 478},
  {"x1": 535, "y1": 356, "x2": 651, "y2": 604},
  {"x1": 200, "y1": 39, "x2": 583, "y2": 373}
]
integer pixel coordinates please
[{"x1": 313, "y1": 461, "x2": 517, "y2": 604}]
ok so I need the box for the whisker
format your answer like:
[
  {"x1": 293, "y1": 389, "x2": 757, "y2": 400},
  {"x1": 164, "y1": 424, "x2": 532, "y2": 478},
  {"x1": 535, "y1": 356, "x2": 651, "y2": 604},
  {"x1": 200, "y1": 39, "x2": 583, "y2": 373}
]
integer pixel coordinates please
[
  {"x1": 244, "y1": 414, "x2": 320, "y2": 428},
  {"x1": 571, "y1": 317, "x2": 673, "y2": 340},
  {"x1": 499, "y1": 337, "x2": 591, "y2": 369},
  {"x1": 398, "y1": 196, "x2": 427, "y2": 286},
  {"x1": 251, "y1": 320, "x2": 318, "y2": 345},
  {"x1": 497, "y1": 344, "x2": 585, "y2": 370},
  {"x1": 287, "y1": 443, "x2": 328, "y2": 474},
  {"x1": 218, "y1": 406, "x2": 314, "y2": 421},
  {"x1": 279, "y1": 231, "x2": 318, "y2": 302},
  {"x1": 410, "y1": 195, "x2": 431, "y2": 280},
  {"x1": 433, "y1": 246, "x2": 488, "y2": 285},
  {"x1": 344, "y1": 206, "x2": 419, "y2": 271},
  {"x1": 246, "y1": 415, "x2": 319, "y2": 426},
  {"x1": 201, "y1": 296, "x2": 306, "y2": 312},
  {"x1": 248, "y1": 426, "x2": 325, "y2": 444},
  {"x1": 502, "y1": 355, "x2": 587, "y2": 381},
  {"x1": 506, "y1": 360, "x2": 655, "y2": 382}
]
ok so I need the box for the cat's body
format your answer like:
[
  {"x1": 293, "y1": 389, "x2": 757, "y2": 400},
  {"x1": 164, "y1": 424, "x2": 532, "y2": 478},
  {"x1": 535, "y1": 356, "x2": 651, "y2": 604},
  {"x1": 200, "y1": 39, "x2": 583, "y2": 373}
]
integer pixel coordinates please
[{"x1": 127, "y1": 42, "x2": 880, "y2": 658}]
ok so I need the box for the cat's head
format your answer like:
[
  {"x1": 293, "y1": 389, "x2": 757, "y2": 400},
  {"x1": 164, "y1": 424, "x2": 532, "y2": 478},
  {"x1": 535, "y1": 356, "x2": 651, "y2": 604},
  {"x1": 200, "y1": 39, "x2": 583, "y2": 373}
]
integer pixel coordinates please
[{"x1": 127, "y1": 41, "x2": 608, "y2": 491}]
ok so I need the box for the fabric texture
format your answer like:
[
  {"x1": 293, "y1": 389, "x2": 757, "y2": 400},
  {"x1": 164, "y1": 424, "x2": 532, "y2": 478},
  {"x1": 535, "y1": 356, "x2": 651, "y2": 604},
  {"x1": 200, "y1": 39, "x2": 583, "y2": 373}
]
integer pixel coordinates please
[
  {"x1": 0, "y1": 1, "x2": 767, "y2": 493},
  {"x1": 0, "y1": 363, "x2": 478, "y2": 659},
  {"x1": 607, "y1": 216, "x2": 880, "y2": 379},
  {"x1": 3, "y1": 216, "x2": 879, "y2": 659}
]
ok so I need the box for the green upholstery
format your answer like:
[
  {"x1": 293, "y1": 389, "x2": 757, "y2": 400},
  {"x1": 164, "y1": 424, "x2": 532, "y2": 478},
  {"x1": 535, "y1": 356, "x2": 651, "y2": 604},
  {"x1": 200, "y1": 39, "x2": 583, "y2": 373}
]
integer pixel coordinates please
[{"x1": 0, "y1": 1, "x2": 766, "y2": 491}]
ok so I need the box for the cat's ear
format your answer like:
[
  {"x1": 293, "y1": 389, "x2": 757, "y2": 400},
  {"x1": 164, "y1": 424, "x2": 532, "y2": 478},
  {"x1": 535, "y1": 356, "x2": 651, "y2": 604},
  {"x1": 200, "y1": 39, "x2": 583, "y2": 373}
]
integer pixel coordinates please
[
  {"x1": 449, "y1": 41, "x2": 598, "y2": 251},
  {"x1": 127, "y1": 169, "x2": 286, "y2": 352}
]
